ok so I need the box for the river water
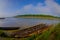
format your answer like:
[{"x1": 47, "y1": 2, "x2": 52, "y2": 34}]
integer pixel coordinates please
[{"x1": 0, "y1": 18, "x2": 60, "y2": 28}]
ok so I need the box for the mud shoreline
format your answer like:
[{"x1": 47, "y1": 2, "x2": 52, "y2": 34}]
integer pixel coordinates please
[{"x1": 11, "y1": 24, "x2": 51, "y2": 38}]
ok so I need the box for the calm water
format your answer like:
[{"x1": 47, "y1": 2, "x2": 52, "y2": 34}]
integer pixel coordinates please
[{"x1": 0, "y1": 18, "x2": 60, "y2": 29}]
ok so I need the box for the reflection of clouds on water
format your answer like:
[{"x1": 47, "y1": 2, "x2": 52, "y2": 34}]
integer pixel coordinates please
[
  {"x1": 0, "y1": 18, "x2": 60, "y2": 28},
  {"x1": 0, "y1": 19, "x2": 6, "y2": 27},
  {"x1": 0, "y1": 21, "x2": 3, "y2": 26}
]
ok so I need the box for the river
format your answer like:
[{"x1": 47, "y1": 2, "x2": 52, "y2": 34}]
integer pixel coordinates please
[{"x1": 0, "y1": 18, "x2": 60, "y2": 29}]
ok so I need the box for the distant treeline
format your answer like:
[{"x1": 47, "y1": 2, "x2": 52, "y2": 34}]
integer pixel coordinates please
[{"x1": 14, "y1": 14, "x2": 60, "y2": 18}]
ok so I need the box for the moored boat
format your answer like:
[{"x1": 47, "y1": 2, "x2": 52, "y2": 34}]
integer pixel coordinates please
[
  {"x1": 0, "y1": 27, "x2": 20, "y2": 30},
  {"x1": 0, "y1": 18, "x2": 5, "y2": 19}
]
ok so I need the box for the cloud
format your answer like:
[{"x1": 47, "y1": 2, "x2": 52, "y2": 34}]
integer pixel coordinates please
[
  {"x1": 0, "y1": 0, "x2": 60, "y2": 17},
  {"x1": 17, "y1": 0, "x2": 60, "y2": 16},
  {"x1": 45, "y1": 0, "x2": 60, "y2": 16},
  {"x1": 0, "y1": 0, "x2": 8, "y2": 17}
]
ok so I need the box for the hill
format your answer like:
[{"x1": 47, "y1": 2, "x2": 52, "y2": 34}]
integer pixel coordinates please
[{"x1": 14, "y1": 14, "x2": 60, "y2": 19}]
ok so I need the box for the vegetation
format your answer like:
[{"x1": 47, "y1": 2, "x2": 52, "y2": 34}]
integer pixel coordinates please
[
  {"x1": 0, "y1": 30, "x2": 9, "y2": 37},
  {"x1": 0, "y1": 23, "x2": 60, "y2": 40},
  {"x1": 19, "y1": 23, "x2": 60, "y2": 40},
  {"x1": 14, "y1": 14, "x2": 60, "y2": 19}
]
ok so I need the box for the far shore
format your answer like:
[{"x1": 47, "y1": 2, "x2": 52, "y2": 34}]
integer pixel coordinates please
[{"x1": 14, "y1": 14, "x2": 60, "y2": 20}]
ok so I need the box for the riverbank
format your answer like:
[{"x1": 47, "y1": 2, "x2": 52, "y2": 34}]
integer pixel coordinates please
[
  {"x1": 20, "y1": 23, "x2": 60, "y2": 40},
  {"x1": 11, "y1": 24, "x2": 50, "y2": 38},
  {"x1": 0, "y1": 23, "x2": 60, "y2": 40}
]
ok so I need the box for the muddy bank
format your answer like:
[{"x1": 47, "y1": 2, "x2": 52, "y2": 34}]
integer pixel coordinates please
[{"x1": 11, "y1": 24, "x2": 51, "y2": 38}]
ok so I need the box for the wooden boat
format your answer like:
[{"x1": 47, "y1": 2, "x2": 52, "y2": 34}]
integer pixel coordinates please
[{"x1": 0, "y1": 18, "x2": 5, "y2": 19}]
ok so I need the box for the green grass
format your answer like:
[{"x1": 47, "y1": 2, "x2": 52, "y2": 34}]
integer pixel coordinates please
[
  {"x1": 36, "y1": 23, "x2": 60, "y2": 40},
  {"x1": 0, "y1": 23, "x2": 60, "y2": 40},
  {"x1": 21, "y1": 23, "x2": 60, "y2": 40}
]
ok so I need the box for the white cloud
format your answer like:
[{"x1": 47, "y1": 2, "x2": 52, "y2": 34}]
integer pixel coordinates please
[
  {"x1": 17, "y1": 0, "x2": 60, "y2": 16},
  {"x1": 0, "y1": 0, "x2": 60, "y2": 17},
  {"x1": 0, "y1": 0, "x2": 8, "y2": 17},
  {"x1": 45, "y1": 0, "x2": 60, "y2": 16}
]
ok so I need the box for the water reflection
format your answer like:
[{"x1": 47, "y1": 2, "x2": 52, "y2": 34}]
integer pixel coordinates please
[{"x1": 0, "y1": 18, "x2": 60, "y2": 27}]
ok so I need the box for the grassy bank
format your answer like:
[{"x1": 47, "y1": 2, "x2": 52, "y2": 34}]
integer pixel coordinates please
[
  {"x1": 18, "y1": 23, "x2": 60, "y2": 40},
  {"x1": 14, "y1": 14, "x2": 60, "y2": 20},
  {"x1": 0, "y1": 23, "x2": 60, "y2": 40}
]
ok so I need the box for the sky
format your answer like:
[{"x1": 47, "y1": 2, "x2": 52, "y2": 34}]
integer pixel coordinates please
[{"x1": 0, "y1": 0, "x2": 60, "y2": 17}]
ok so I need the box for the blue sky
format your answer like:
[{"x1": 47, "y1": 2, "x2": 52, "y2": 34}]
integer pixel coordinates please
[{"x1": 0, "y1": 0, "x2": 60, "y2": 17}]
